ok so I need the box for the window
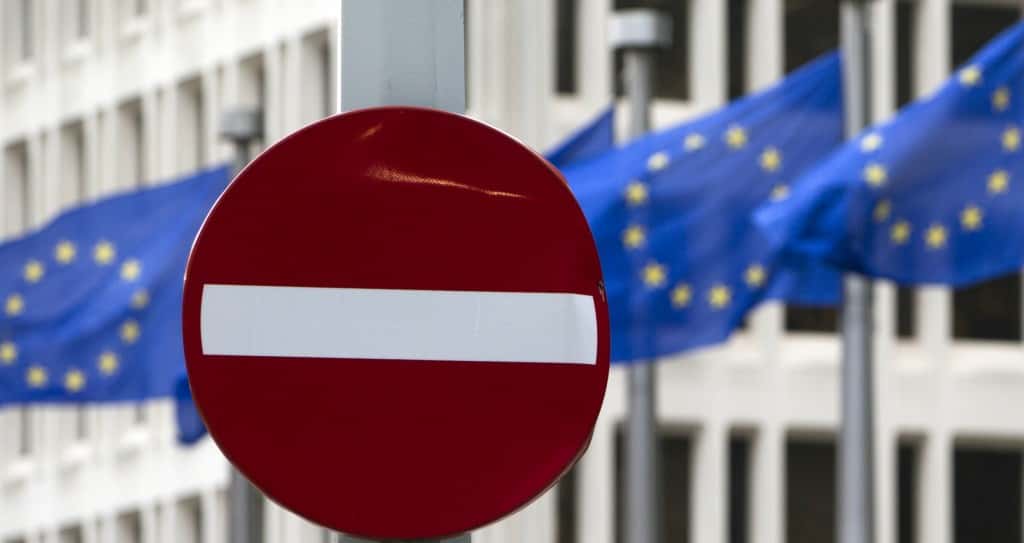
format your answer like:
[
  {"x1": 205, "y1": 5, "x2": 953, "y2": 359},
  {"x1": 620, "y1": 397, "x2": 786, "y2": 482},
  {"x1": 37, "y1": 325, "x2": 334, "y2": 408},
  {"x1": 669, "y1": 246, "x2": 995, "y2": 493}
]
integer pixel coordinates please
[
  {"x1": 613, "y1": 0, "x2": 690, "y2": 101},
  {"x1": 240, "y1": 53, "x2": 268, "y2": 148},
  {"x1": 118, "y1": 99, "x2": 146, "y2": 188},
  {"x1": 300, "y1": 29, "x2": 334, "y2": 125},
  {"x1": 178, "y1": 77, "x2": 207, "y2": 172},
  {"x1": 897, "y1": 442, "x2": 918, "y2": 543},
  {"x1": 60, "y1": 121, "x2": 88, "y2": 209},
  {"x1": 615, "y1": 428, "x2": 690, "y2": 543},
  {"x1": 58, "y1": 525, "x2": 84, "y2": 543},
  {"x1": 728, "y1": 435, "x2": 751, "y2": 543},
  {"x1": 555, "y1": 0, "x2": 578, "y2": 95},
  {"x1": 951, "y1": 5, "x2": 1020, "y2": 342},
  {"x1": 784, "y1": 0, "x2": 838, "y2": 74},
  {"x1": 555, "y1": 464, "x2": 578, "y2": 543},
  {"x1": 67, "y1": 0, "x2": 91, "y2": 42},
  {"x1": 179, "y1": 496, "x2": 204, "y2": 543},
  {"x1": 7, "y1": 0, "x2": 34, "y2": 62},
  {"x1": 727, "y1": 0, "x2": 748, "y2": 100},
  {"x1": 954, "y1": 447, "x2": 1021, "y2": 542},
  {"x1": 117, "y1": 511, "x2": 143, "y2": 543},
  {"x1": 786, "y1": 439, "x2": 835, "y2": 543},
  {"x1": 895, "y1": 1, "x2": 916, "y2": 109},
  {"x1": 782, "y1": 0, "x2": 839, "y2": 332}
]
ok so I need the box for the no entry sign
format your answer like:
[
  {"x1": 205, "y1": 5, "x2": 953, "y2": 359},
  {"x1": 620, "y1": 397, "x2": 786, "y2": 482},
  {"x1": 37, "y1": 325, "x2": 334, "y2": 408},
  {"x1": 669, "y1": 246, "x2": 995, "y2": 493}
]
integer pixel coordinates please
[{"x1": 182, "y1": 107, "x2": 610, "y2": 540}]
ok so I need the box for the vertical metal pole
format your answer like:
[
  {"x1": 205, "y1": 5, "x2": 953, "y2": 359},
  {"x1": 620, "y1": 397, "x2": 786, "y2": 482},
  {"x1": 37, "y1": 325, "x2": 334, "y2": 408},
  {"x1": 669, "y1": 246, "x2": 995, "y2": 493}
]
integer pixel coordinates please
[
  {"x1": 334, "y1": 1, "x2": 467, "y2": 541},
  {"x1": 839, "y1": 2, "x2": 875, "y2": 543},
  {"x1": 623, "y1": 47, "x2": 660, "y2": 543},
  {"x1": 609, "y1": 10, "x2": 670, "y2": 543},
  {"x1": 220, "y1": 107, "x2": 266, "y2": 543}
]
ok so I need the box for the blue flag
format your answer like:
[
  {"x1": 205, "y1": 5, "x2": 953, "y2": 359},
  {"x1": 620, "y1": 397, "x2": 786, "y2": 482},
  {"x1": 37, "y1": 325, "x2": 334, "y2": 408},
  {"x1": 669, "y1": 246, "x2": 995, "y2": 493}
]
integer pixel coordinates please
[
  {"x1": 562, "y1": 54, "x2": 843, "y2": 362},
  {"x1": 0, "y1": 166, "x2": 229, "y2": 444},
  {"x1": 545, "y1": 105, "x2": 616, "y2": 168},
  {"x1": 757, "y1": 23, "x2": 1024, "y2": 287}
]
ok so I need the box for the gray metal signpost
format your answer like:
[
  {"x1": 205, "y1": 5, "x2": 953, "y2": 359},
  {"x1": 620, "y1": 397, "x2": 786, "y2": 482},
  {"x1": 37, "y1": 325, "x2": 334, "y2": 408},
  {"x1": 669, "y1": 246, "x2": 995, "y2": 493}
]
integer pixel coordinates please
[
  {"x1": 220, "y1": 106, "x2": 266, "y2": 543},
  {"x1": 333, "y1": 1, "x2": 468, "y2": 541},
  {"x1": 838, "y1": 2, "x2": 876, "y2": 543},
  {"x1": 609, "y1": 10, "x2": 671, "y2": 543}
]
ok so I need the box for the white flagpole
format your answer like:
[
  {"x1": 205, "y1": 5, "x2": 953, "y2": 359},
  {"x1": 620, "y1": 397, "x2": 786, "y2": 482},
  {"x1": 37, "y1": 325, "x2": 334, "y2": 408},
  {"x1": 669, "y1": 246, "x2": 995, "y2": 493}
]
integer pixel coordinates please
[
  {"x1": 333, "y1": 1, "x2": 468, "y2": 542},
  {"x1": 838, "y1": 2, "x2": 876, "y2": 543}
]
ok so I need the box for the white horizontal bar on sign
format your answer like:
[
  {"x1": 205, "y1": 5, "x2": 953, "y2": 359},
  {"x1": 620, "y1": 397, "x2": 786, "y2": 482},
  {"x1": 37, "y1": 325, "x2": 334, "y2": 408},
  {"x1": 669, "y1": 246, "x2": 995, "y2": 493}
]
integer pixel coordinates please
[{"x1": 200, "y1": 284, "x2": 598, "y2": 365}]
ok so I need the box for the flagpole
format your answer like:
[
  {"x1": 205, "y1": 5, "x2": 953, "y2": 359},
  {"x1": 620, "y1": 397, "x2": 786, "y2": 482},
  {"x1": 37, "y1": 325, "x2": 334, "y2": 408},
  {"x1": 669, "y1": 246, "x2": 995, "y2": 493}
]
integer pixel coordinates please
[
  {"x1": 838, "y1": 2, "x2": 876, "y2": 543},
  {"x1": 609, "y1": 10, "x2": 670, "y2": 543},
  {"x1": 333, "y1": 1, "x2": 468, "y2": 542},
  {"x1": 219, "y1": 107, "x2": 266, "y2": 543}
]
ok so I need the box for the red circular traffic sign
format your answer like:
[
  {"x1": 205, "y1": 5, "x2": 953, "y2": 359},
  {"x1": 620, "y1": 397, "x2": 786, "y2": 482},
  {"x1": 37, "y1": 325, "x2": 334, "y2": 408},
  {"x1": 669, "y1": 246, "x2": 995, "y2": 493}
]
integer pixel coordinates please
[{"x1": 182, "y1": 107, "x2": 609, "y2": 540}]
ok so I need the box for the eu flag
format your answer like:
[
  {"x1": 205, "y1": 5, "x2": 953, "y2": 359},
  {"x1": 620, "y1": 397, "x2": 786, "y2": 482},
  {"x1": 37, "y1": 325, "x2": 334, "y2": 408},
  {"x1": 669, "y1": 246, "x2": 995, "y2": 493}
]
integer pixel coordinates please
[
  {"x1": 758, "y1": 23, "x2": 1024, "y2": 287},
  {"x1": 562, "y1": 54, "x2": 843, "y2": 362},
  {"x1": 545, "y1": 105, "x2": 616, "y2": 168},
  {"x1": 0, "y1": 166, "x2": 229, "y2": 443}
]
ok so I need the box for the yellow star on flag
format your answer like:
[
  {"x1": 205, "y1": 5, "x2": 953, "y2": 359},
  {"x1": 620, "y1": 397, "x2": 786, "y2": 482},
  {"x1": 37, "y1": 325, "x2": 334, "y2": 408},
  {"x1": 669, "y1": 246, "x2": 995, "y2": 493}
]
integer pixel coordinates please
[
  {"x1": 925, "y1": 224, "x2": 947, "y2": 249},
  {"x1": 683, "y1": 133, "x2": 705, "y2": 151},
  {"x1": 26, "y1": 365, "x2": 47, "y2": 388},
  {"x1": 0, "y1": 341, "x2": 16, "y2": 365},
  {"x1": 64, "y1": 369, "x2": 86, "y2": 393},
  {"x1": 993, "y1": 86, "x2": 1011, "y2": 112},
  {"x1": 863, "y1": 163, "x2": 887, "y2": 187},
  {"x1": 622, "y1": 225, "x2": 646, "y2": 249},
  {"x1": 641, "y1": 262, "x2": 667, "y2": 288},
  {"x1": 23, "y1": 260, "x2": 44, "y2": 283},
  {"x1": 744, "y1": 264, "x2": 767, "y2": 288},
  {"x1": 891, "y1": 221, "x2": 911, "y2": 245},
  {"x1": 55, "y1": 240, "x2": 76, "y2": 264},
  {"x1": 860, "y1": 133, "x2": 883, "y2": 152},
  {"x1": 98, "y1": 351, "x2": 119, "y2": 375},
  {"x1": 988, "y1": 169, "x2": 1010, "y2": 194},
  {"x1": 624, "y1": 180, "x2": 649, "y2": 206},
  {"x1": 724, "y1": 125, "x2": 747, "y2": 149},
  {"x1": 120, "y1": 319, "x2": 141, "y2": 344},
  {"x1": 120, "y1": 259, "x2": 142, "y2": 282},
  {"x1": 131, "y1": 289, "x2": 150, "y2": 309},
  {"x1": 959, "y1": 65, "x2": 982, "y2": 86},
  {"x1": 1003, "y1": 126, "x2": 1020, "y2": 152},
  {"x1": 760, "y1": 147, "x2": 782, "y2": 172},
  {"x1": 708, "y1": 284, "x2": 731, "y2": 309},
  {"x1": 770, "y1": 184, "x2": 790, "y2": 202},
  {"x1": 93, "y1": 240, "x2": 116, "y2": 265},
  {"x1": 5, "y1": 293, "x2": 24, "y2": 316},
  {"x1": 873, "y1": 199, "x2": 891, "y2": 222},
  {"x1": 670, "y1": 283, "x2": 692, "y2": 308},
  {"x1": 647, "y1": 151, "x2": 670, "y2": 172},
  {"x1": 960, "y1": 205, "x2": 983, "y2": 231}
]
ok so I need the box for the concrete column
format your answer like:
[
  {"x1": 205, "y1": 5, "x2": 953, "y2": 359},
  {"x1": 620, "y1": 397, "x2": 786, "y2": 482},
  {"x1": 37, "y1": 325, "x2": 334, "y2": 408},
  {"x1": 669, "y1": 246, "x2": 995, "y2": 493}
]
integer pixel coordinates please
[
  {"x1": 263, "y1": 44, "x2": 283, "y2": 144},
  {"x1": 578, "y1": 418, "x2": 615, "y2": 543},
  {"x1": 751, "y1": 425, "x2": 784, "y2": 543},
  {"x1": 578, "y1": 0, "x2": 612, "y2": 108},
  {"x1": 690, "y1": 0, "x2": 727, "y2": 110},
  {"x1": 918, "y1": 432, "x2": 951, "y2": 543},
  {"x1": 746, "y1": 0, "x2": 784, "y2": 91},
  {"x1": 915, "y1": 0, "x2": 952, "y2": 366},
  {"x1": 280, "y1": 37, "x2": 302, "y2": 135},
  {"x1": 692, "y1": 423, "x2": 727, "y2": 543},
  {"x1": 519, "y1": 487, "x2": 556, "y2": 543},
  {"x1": 518, "y1": 0, "x2": 552, "y2": 148},
  {"x1": 158, "y1": 500, "x2": 177, "y2": 543}
]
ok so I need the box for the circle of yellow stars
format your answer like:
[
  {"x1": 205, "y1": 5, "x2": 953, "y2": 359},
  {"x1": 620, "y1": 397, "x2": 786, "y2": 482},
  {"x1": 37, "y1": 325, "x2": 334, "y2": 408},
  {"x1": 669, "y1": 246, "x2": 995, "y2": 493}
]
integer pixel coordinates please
[{"x1": 1, "y1": 238, "x2": 149, "y2": 392}]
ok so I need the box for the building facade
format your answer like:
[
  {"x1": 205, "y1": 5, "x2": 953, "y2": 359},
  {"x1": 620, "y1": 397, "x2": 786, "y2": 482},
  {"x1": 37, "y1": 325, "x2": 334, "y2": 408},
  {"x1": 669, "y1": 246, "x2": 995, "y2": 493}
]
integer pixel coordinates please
[{"x1": 3, "y1": 1, "x2": 1024, "y2": 542}]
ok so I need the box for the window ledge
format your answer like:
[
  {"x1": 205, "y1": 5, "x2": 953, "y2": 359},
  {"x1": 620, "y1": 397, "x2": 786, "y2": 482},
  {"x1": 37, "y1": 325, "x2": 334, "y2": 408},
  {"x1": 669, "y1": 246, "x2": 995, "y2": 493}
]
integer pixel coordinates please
[
  {"x1": 116, "y1": 427, "x2": 151, "y2": 457},
  {"x1": 5, "y1": 62, "x2": 34, "y2": 89},
  {"x1": 120, "y1": 17, "x2": 147, "y2": 43},
  {"x1": 178, "y1": 0, "x2": 206, "y2": 21},
  {"x1": 58, "y1": 443, "x2": 93, "y2": 472},
  {"x1": 61, "y1": 41, "x2": 92, "y2": 66},
  {"x1": 2, "y1": 458, "x2": 34, "y2": 487}
]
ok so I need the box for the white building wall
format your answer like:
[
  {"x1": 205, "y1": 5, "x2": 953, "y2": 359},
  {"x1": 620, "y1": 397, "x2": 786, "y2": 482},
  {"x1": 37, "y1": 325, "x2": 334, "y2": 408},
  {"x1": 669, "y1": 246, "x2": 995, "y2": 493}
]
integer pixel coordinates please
[{"x1": 2, "y1": 1, "x2": 1024, "y2": 543}]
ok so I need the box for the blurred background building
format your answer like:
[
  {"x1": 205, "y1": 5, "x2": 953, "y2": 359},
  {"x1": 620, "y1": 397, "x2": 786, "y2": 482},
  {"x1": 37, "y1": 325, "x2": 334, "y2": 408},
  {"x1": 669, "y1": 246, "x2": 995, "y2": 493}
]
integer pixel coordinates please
[{"x1": 2, "y1": 1, "x2": 1024, "y2": 542}]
